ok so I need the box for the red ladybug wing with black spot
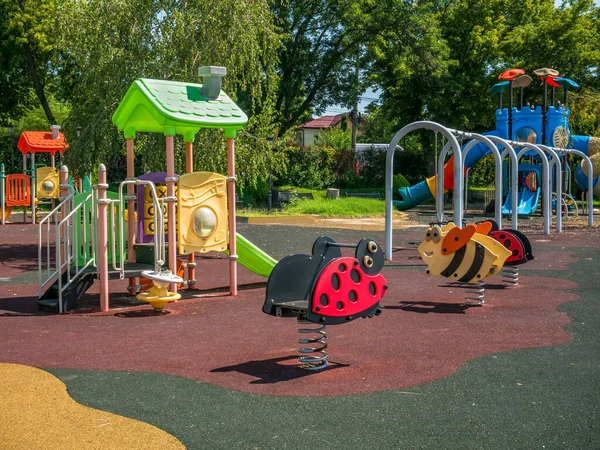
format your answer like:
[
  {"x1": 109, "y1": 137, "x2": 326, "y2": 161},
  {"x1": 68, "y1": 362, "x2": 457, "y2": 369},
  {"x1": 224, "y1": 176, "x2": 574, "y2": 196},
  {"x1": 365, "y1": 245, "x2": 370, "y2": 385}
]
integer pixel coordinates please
[
  {"x1": 307, "y1": 257, "x2": 387, "y2": 325},
  {"x1": 490, "y1": 230, "x2": 527, "y2": 266}
]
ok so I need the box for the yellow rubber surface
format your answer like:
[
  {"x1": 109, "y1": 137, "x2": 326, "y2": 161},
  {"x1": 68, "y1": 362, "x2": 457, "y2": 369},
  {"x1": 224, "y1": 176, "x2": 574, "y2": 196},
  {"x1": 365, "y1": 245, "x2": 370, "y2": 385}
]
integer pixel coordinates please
[{"x1": 0, "y1": 363, "x2": 184, "y2": 450}]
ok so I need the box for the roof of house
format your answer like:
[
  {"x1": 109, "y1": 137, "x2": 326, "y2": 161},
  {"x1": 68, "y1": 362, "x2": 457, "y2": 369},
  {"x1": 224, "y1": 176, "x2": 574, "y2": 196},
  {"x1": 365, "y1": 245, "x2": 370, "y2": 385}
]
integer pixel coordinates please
[
  {"x1": 112, "y1": 78, "x2": 248, "y2": 140},
  {"x1": 298, "y1": 114, "x2": 346, "y2": 130},
  {"x1": 17, "y1": 131, "x2": 69, "y2": 155}
]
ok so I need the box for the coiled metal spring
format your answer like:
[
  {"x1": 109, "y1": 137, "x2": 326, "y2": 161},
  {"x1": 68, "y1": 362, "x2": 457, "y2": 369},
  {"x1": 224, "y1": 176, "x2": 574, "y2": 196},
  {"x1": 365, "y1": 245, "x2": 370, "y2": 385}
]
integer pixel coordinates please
[
  {"x1": 502, "y1": 266, "x2": 519, "y2": 286},
  {"x1": 463, "y1": 281, "x2": 485, "y2": 307},
  {"x1": 297, "y1": 320, "x2": 328, "y2": 371}
]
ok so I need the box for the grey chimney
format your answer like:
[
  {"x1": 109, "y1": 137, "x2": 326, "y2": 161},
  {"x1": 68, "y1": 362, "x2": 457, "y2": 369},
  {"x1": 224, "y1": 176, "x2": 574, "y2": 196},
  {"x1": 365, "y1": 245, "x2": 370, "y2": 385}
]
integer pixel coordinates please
[
  {"x1": 50, "y1": 124, "x2": 60, "y2": 139},
  {"x1": 198, "y1": 66, "x2": 226, "y2": 100}
]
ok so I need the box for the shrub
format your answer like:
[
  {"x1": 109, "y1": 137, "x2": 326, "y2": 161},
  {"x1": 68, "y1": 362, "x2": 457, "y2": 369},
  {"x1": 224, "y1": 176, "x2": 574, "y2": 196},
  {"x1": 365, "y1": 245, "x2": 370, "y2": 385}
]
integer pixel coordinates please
[
  {"x1": 468, "y1": 154, "x2": 495, "y2": 187},
  {"x1": 241, "y1": 176, "x2": 270, "y2": 205},
  {"x1": 275, "y1": 146, "x2": 336, "y2": 189},
  {"x1": 393, "y1": 173, "x2": 410, "y2": 200}
]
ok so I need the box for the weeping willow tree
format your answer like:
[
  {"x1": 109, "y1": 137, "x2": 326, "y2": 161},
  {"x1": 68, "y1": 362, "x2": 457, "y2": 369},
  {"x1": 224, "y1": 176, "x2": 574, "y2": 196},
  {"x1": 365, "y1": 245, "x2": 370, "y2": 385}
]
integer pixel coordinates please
[{"x1": 57, "y1": 0, "x2": 281, "y2": 188}]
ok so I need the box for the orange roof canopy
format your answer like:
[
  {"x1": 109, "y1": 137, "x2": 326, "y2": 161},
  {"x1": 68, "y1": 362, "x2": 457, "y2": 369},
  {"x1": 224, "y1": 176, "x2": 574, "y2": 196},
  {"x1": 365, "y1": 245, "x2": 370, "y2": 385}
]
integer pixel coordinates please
[{"x1": 17, "y1": 131, "x2": 69, "y2": 155}]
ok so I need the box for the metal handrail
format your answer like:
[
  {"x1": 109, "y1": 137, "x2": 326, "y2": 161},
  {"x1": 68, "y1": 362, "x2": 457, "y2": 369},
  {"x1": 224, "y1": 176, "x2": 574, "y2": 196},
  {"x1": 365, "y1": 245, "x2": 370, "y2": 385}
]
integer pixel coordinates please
[
  {"x1": 38, "y1": 189, "x2": 75, "y2": 298},
  {"x1": 112, "y1": 179, "x2": 165, "y2": 279},
  {"x1": 55, "y1": 192, "x2": 95, "y2": 313}
]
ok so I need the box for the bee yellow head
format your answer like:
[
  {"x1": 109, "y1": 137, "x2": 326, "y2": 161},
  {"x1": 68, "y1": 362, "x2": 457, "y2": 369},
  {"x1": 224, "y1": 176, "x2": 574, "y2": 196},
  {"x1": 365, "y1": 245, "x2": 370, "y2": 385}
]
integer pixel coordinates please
[{"x1": 417, "y1": 224, "x2": 457, "y2": 276}]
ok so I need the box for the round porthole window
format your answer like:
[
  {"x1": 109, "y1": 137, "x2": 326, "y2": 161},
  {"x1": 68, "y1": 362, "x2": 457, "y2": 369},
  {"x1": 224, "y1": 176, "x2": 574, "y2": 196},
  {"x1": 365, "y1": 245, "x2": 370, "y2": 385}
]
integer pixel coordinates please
[
  {"x1": 42, "y1": 180, "x2": 55, "y2": 193},
  {"x1": 192, "y1": 206, "x2": 217, "y2": 238}
]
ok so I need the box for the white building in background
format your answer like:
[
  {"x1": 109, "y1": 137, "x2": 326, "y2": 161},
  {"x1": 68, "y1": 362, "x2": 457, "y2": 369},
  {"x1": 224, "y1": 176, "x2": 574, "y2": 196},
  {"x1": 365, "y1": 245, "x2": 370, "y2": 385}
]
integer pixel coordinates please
[{"x1": 297, "y1": 114, "x2": 347, "y2": 147}]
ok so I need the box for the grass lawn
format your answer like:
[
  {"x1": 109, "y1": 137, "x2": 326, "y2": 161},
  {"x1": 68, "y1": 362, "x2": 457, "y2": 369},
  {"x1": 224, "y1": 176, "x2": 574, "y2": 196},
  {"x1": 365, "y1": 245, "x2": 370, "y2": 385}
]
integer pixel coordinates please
[
  {"x1": 285, "y1": 197, "x2": 384, "y2": 217},
  {"x1": 239, "y1": 187, "x2": 387, "y2": 218}
]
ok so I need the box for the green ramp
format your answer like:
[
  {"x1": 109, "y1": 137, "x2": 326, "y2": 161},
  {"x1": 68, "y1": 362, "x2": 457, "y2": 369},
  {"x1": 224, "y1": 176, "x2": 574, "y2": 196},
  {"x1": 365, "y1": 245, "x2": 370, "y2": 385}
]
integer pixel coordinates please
[{"x1": 228, "y1": 233, "x2": 277, "y2": 278}]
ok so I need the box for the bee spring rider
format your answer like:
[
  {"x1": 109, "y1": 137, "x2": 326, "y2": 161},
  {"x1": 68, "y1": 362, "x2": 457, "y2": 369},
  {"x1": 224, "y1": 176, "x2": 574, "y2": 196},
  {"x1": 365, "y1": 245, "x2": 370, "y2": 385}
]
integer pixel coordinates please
[
  {"x1": 263, "y1": 236, "x2": 388, "y2": 370},
  {"x1": 418, "y1": 222, "x2": 533, "y2": 306}
]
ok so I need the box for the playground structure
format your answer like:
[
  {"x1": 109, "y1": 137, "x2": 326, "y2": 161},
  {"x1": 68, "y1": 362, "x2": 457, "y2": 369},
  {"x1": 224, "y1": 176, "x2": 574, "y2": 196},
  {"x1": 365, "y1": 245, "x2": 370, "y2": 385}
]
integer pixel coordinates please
[
  {"x1": 263, "y1": 236, "x2": 387, "y2": 370},
  {"x1": 390, "y1": 67, "x2": 599, "y2": 228},
  {"x1": 37, "y1": 66, "x2": 277, "y2": 313},
  {"x1": 1, "y1": 125, "x2": 68, "y2": 224}
]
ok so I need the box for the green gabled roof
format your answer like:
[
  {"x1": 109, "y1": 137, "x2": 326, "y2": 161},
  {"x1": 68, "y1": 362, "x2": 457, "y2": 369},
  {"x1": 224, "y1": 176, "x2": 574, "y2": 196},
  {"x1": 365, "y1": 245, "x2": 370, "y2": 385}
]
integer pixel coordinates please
[{"x1": 112, "y1": 78, "x2": 248, "y2": 140}]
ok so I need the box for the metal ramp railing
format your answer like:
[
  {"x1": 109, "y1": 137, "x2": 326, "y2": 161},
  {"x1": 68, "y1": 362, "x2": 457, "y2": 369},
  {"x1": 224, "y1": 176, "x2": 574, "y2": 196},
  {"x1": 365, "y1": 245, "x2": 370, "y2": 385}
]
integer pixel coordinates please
[
  {"x1": 38, "y1": 187, "x2": 96, "y2": 313},
  {"x1": 38, "y1": 171, "x2": 174, "y2": 313}
]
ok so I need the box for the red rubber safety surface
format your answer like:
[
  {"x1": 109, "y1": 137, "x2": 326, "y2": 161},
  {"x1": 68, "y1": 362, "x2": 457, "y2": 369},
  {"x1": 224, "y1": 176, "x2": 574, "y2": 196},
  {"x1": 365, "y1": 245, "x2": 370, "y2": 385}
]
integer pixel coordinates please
[
  {"x1": 0, "y1": 221, "x2": 593, "y2": 397},
  {"x1": 0, "y1": 254, "x2": 578, "y2": 397},
  {"x1": 311, "y1": 257, "x2": 386, "y2": 318}
]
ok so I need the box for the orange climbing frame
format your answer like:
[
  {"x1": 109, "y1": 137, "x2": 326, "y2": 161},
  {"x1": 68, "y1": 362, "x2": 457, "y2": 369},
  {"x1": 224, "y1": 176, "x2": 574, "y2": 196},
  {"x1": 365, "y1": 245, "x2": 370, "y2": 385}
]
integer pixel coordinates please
[{"x1": 6, "y1": 174, "x2": 31, "y2": 207}]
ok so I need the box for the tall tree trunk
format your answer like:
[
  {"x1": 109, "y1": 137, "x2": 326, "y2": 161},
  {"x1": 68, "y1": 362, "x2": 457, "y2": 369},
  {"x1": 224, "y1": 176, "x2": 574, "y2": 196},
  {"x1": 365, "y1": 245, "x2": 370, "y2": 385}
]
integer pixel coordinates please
[{"x1": 23, "y1": 42, "x2": 56, "y2": 125}]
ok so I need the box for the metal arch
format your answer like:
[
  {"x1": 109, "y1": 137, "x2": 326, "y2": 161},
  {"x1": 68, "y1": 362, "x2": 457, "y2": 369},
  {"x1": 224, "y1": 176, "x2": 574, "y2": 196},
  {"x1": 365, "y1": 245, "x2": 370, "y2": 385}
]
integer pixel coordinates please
[
  {"x1": 485, "y1": 136, "x2": 519, "y2": 230},
  {"x1": 516, "y1": 144, "x2": 551, "y2": 234},
  {"x1": 436, "y1": 141, "x2": 453, "y2": 223},
  {"x1": 538, "y1": 145, "x2": 562, "y2": 233},
  {"x1": 460, "y1": 134, "x2": 504, "y2": 228},
  {"x1": 385, "y1": 121, "x2": 464, "y2": 260},
  {"x1": 551, "y1": 147, "x2": 594, "y2": 227}
]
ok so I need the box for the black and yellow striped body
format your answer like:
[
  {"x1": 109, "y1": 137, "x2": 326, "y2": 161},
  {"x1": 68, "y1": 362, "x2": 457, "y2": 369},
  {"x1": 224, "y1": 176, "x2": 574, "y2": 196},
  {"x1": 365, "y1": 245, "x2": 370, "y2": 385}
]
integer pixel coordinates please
[{"x1": 418, "y1": 224, "x2": 511, "y2": 283}]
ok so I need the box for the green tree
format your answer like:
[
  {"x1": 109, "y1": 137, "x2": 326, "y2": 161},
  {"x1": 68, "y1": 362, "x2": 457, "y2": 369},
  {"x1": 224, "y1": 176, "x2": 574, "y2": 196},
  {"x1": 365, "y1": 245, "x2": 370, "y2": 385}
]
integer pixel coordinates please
[
  {"x1": 2, "y1": 0, "x2": 63, "y2": 125},
  {"x1": 366, "y1": 0, "x2": 600, "y2": 181},
  {"x1": 57, "y1": 0, "x2": 281, "y2": 186},
  {"x1": 273, "y1": 0, "x2": 437, "y2": 136}
]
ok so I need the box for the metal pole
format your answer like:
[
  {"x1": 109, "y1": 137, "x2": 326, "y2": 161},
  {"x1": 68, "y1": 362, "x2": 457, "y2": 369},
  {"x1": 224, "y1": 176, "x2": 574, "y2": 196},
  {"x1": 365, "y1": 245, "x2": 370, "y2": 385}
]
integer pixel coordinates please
[
  {"x1": 553, "y1": 148, "x2": 594, "y2": 227},
  {"x1": 126, "y1": 138, "x2": 138, "y2": 295},
  {"x1": 227, "y1": 137, "x2": 238, "y2": 295},
  {"x1": 517, "y1": 145, "x2": 551, "y2": 234},
  {"x1": 485, "y1": 135, "x2": 519, "y2": 229},
  {"x1": 58, "y1": 166, "x2": 70, "y2": 313},
  {"x1": 23, "y1": 153, "x2": 27, "y2": 222},
  {"x1": 31, "y1": 153, "x2": 36, "y2": 224},
  {"x1": 0, "y1": 163, "x2": 5, "y2": 225},
  {"x1": 97, "y1": 165, "x2": 109, "y2": 312},
  {"x1": 437, "y1": 142, "x2": 452, "y2": 223},
  {"x1": 185, "y1": 140, "x2": 196, "y2": 289},
  {"x1": 519, "y1": 88, "x2": 524, "y2": 109},
  {"x1": 542, "y1": 80, "x2": 548, "y2": 145},
  {"x1": 385, "y1": 121, "x2": 462, "y2": 260},
  {"x1": 460, "y1": 134, "x2": 504, "y2": 228},
  {"x1": 508, "y1": 80, "x2": 514, "y2": 139},
  {"x1": 539, "y1": 145, "x2": 562, "y2": 233},
  {"x1": 165, "y1": 135, "x2": 177, "y2": 294}
]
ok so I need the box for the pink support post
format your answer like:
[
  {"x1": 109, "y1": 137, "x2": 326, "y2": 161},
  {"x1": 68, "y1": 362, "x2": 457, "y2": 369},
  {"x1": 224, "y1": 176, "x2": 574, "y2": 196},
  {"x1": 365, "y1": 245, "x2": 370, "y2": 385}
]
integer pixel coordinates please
[
  {"x1": 126, "y1": 138, "x2": 138, "y2": 295},
  {"x1": 166, "y1": 135, "x2": 177, "y2": 293},
  {"x1": 97, "y1": 165, "x2": 110, "y2": 312},
  {"x1": 31, "y1": 152, "x2": 36, "y2": 224},
  {"x1": 59, "y1": 165, "x2": 69, "y2": 225},
  {"x1": 226, "y1": 137, "x2": 238, "y2": 295},
  {"x1": 185, "y1": 141, "x2": 196, "y2": 289}
]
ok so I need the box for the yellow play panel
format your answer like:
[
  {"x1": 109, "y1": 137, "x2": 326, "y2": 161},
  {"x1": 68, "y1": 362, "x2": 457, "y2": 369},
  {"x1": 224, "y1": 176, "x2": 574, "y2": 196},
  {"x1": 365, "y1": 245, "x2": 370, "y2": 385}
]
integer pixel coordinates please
[
  {"x1": 0, "y1": 363, "x2": 184, "y2": 449},
  {"x1": 36, "y1": 166, "x2": 60, "y2": 199},
  {"x1": 177, "y1": 171, "x2": 228, "y2": 255}
]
